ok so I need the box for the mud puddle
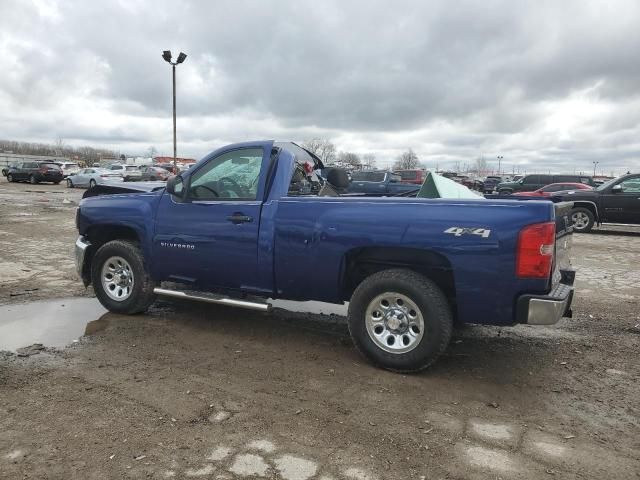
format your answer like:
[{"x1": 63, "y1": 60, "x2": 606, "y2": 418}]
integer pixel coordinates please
[{"x1": 0, "y1": 298, "x2": 107, "y2": 351}]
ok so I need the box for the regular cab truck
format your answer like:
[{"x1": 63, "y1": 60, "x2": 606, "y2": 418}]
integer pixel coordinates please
[{"x1": 75, "y1": 141, "x2": 575, "y2": 372}]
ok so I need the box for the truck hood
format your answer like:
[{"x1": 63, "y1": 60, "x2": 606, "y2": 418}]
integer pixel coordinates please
[{"x1": 82, "y1": 181, "x2": 166, "y2": 199}]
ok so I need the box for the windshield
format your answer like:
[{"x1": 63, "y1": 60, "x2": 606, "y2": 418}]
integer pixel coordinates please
[
  {"x1": 352, "y1": 171, "x2": 386, "y2": 182},
  {"x1": 125, "y1": 166, "x2": 138, "y2": 171},
  {"x1": 596, "y1": 177, "x2": 619, "y2": 191}
]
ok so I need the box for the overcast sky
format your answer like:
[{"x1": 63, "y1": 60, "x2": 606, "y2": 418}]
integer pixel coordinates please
[{"x1": 1, "y1": 0, "x2": 640, "y2": 174}]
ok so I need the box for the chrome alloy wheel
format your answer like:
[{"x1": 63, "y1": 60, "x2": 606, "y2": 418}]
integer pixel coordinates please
[
  {"x1": 571, "y1": 211, "x2": 590, "y2": 230},
  {"x1": 365, "y1": 292, "x2": 425, "y2": 354},
  {"x1": 101, "y1": 256, "x2": 134, "y2": 301}
]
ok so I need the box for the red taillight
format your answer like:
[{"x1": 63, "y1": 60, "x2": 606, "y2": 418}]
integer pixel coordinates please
[{"x1": 516, "y1": 222, "x2": 555, "y2": 278}]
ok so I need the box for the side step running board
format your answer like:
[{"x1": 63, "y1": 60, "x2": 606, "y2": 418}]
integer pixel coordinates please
[{"x1": 153, "y1": 287, "x2": 271, "y2": 312}]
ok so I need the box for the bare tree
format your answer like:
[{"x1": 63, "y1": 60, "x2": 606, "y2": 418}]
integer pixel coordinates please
[
  {"x1": 362, "y1": 153, "x2": 376, "y2": 169},
  {"x1": 302, "y1": 138, "x2": 337, "y2": 164},
  {"x1": 393, "y1": 149, "x2": 419, "y2": 170},
  {"x1": 338, "y1": 151, "x2": 361, "y2": 169},
  {"x1": 475, "y1": 156, "x2": 488, "y2": 176},
  {"x1": 54, "y1": 137, "x2": 66, "y2": 156}
]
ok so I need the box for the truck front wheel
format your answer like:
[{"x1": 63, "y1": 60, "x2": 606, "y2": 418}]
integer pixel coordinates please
[
  {"x1": 91, "y1": 240, "x2": 157, "y2": 314},
  {"x1": 348, "y1": 269, "x2": 453, "y2": 372}
]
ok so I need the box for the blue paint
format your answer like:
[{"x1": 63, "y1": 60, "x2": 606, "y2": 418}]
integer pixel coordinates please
[{"x1": 77, "y1": 141, "x2": 561, "y2": 326}]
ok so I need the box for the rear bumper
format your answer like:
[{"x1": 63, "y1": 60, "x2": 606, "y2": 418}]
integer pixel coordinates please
[
  {"x1": 37, "y1": 174, "x2": 64, "y2": 181},
  {"x1": 516, "y1": 271, "x2": 575, "y2": 325}
]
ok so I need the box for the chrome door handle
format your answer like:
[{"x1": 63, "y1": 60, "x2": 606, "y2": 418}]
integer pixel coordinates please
[{"x1": 226, "y1": 213, "x2": 253, "y2": 224}]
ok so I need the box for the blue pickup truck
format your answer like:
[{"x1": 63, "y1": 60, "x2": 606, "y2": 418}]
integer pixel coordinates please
[{"x1": 75, "y1": 141, "x2": 575, "y2": 372}]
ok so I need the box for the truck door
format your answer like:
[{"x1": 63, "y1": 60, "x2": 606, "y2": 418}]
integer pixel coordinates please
[
  {"x1": 152, "y1": 143, "x2": 273, "y2": 292},
  {"x1": 600, "y1": 175, "x2": 640, "y2": 224}
]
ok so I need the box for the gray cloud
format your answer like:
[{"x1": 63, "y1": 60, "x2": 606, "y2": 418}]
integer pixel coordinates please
[{"x1": 1, "y1": 0, "x2": 640, "y2": 174}]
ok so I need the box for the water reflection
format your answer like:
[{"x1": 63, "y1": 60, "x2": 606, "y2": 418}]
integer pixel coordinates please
[{"x1": 0, "y1": 298, "x2": 106, "y2": 351}]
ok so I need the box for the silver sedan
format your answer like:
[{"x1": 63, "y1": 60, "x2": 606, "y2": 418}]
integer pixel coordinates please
[{"x1": 66, "y1": 168, "x2": 124, "y2": 188}]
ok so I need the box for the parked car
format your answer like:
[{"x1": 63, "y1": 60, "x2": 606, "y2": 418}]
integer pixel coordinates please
[
  {"x1": 56, "y1": 162, "x2": 81, "y2": 177},
  {"x1": 2, "y1": 162, "x2": 18, "y2": 176},
  {"x1": 513, "y1": 183, "x2": 593, "y2": 197},
  {"x1": 121, "y1": 165, "x2": 142, "y2": 182},
  {"x1": 348, "y1": 170, "x2": 420, "y2": 195},
  {"x1": 482, "y1": 176, "x2": 505, "y2": 193},
  {"x1": 394, "y1": 169, "x2": 427, "y2": 185},
  {"x1": 140, "y1": 166, "x2": 171, "y2": 181},
  {"x1": 74, "y1": 140, "x2": 575, "y2": 372},
  {"x1": 66, "y1": 168, "x2": 123, "y2": 188},
  {"x1": 154, "y1": 164, "x2": 178, "y2": 174},
  {"x1": 107, "y1": 164, "x2": 126, "y2": 174},
  {"x1": 553, "y1": 173, "x2": 640, "y2": 232},
  {"x1": 6, "y1": 161, "x2": 64, "y2": 184},
  {"x1": 496, "y1": 174, "x2": 595, "y2": 194},
  {"x1": 456, "y1": 175, "x2": 484, "y2": 191}
]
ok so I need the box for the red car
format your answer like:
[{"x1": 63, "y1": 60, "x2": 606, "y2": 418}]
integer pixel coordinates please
[
  {"x1": 394, "y1": 169, "x2": 426, "y2": 185},
  {"x1": 513, "y1": 182, "x2": 593, "y2": 196}
]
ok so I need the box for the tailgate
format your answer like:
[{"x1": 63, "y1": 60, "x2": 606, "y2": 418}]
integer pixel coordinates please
[{"x1": 552, "y1": 201, "x2": 574, "y2": 287}]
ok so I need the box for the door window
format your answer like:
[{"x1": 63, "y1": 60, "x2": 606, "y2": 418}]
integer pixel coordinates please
[
  {"x1": 188, "y1": 148, "x2": 263, "y2": 201},
  {"x1": 554, "y1": 175, "x2": 576, "y2": 183},
  {"x1": 538, "y1": 175, "x2": 552, "y2": 184},
  {"x1": 618, "y1": 178, "x2": 640, "y2": 193},
  {"x1": 523, "y1": 175, "x2": 540, "y2": 184}
]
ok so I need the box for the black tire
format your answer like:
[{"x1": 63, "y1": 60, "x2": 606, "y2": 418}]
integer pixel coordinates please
[
  {"x1": 7, "y1": 173, "x2": 13, "y2": 182},
  {"x1": 53, "y1": 181, "x2": 61, "y2": 185},
  {"x1": 89, "y1": 179, "x2": 97, "y2": 188},
  {"x1": 571, "y1": 207, "x2": 595, "y2": 233},
  {"x1": 91, "y1": 240, "x2": 157, "y2": 314},
  {"x1": 66, "y1": 178, "x2": 74, "y2": 188},
  {"x1": 498, "y1": 189, "x2": 512, "y2": 195},
  {"x1": 29, "y1": 175, "x2": 38, "y2": 184},
  {"x1": 347, "y1": 269, "x2": 453, "y2": 372}
]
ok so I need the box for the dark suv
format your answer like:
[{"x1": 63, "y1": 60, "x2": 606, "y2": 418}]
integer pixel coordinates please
[
  {"x1": 496, "y1": 174, "x2": 594, "y2": 194},
  {"x1": 6, "y1": 161, "x2": 64, "y2": 184}
]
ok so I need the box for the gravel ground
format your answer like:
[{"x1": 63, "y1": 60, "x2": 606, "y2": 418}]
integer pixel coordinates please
[{"x1": 0, "y1": 181, "x2": 638, "y2": 480}]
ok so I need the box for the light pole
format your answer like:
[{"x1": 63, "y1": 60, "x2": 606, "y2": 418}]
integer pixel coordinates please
[
  {"x1": 497, "y1": 155, "x2": 503, "y2": 175},
  {"x1": 592, "y1": 161, "x2": 599, "y2": 177},
  {"x1": 162, "y1": 50, "x2": 187, "y2": 175}
]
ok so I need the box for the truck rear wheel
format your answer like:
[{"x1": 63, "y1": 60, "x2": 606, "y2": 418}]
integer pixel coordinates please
[
  {"x1": 571, "y1": 207, "x2": 595, "y2": 233},
  {"x1": 348, "y1": 269, "x2": 453, "y2": 372},
  {"x1": 91, "y1": 240, "x2": 156, "y2": 314}
]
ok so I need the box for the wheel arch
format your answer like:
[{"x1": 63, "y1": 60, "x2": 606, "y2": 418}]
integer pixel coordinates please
[
  {"x1": 340, "y1": 246, "x2": 458, "y2": 322},
  {"x1": 81, "y1": 225, "x2": 142, "y2": 285},
  {"x1": 572, "y1": 201, "x2": 599, "y2": 222}
]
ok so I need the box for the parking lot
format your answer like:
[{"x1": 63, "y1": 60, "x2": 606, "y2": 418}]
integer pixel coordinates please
[{"x1": 1, "y1": 181, "x2": 639, "y2": 479}]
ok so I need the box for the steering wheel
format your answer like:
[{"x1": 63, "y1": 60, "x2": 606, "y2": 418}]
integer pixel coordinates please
[
  {"x1": 191, "y1": 184, "x2": 219, "y2": 198},
  {"x1": 218, "y1": 176, "x2": 245, "y2": 195}
]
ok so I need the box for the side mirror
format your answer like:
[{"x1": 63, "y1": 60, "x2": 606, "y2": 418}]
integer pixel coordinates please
[
  {"x1": 611, "y1": 184, "x2": 623, "y2": 193},
  {"x1": 166, "y1": 175, "x2": 185, "y2": 197}
]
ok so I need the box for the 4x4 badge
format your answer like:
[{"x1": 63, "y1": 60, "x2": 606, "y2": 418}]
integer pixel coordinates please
[{"x1": 444, "y1": 227, "x2": 491, "y2": 238}]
